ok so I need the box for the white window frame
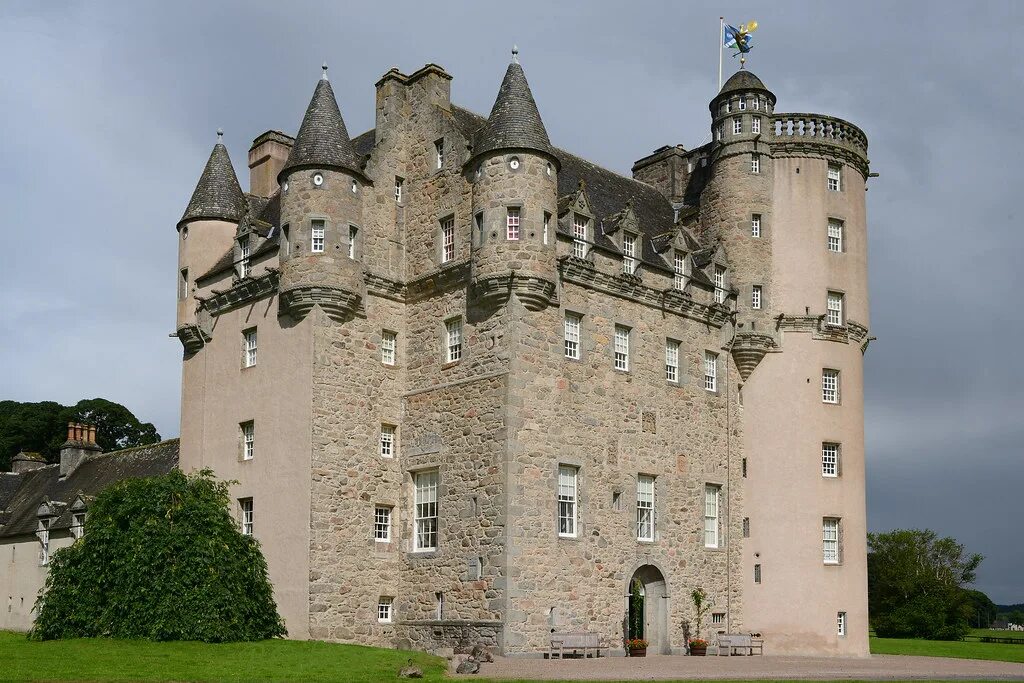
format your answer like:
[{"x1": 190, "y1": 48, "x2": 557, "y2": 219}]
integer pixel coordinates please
[
  {"x1": 240, "y1": 498, "x2": 254, "y2": 536},
  {"x1": 543, "y1": 212, "x2": 550, "y2": 245},
  {"x1": 665, "y1": 339, "x2": 680, "y2": 383},
  {"x1": 738, "y1": 97, "x2": 746, "y2": 111},
  {"x1": 564, "y1": 312, "x2": 581, "y2": 360},
  {"x1": 622, "y1": 233, "x2": 637, "y2": 274},
  {"x1": 557, "y1": 465, "x2": 578, "y2": 538},
  {"x1": 712, "y1": 612, "x2": 726, "y2": 626},
  {"x1": 37, "y1": 518, "x2": 51, "y2": 565},
  {"x1": 414, "y1": 470, "x2": 439, "y2": 552},
  {"x1": 311, "y1": 220, "x2": 325, "y2": 253},
  {"x1": 822, "y1": 442, "x2": 840, "y2": 478},
  {"x1": 378, "y1": 597, "x2": 394, "y2": 623},
  {"x1": 751, "y1": 285, "x2": 762, "y2": 310},
  {"x1": 506, "y1": 207, "x2": 520, "y2": 241},
  {"x1": 827, "y1": 291, "x2": 845, "y2": 326},
  {"x1": 613, "y1": 325, "x2": 630, "y2": 371},
  {"x1": 752, "y1": 116, "x2": 761, "y2": 134},
  {"x1": 441, "y1": 216, "x2": 455, "y2": 263},
  {"x1": 243, "y1": 328, "x2": 257, "y2": 368},
  {"x1": 828, "y1": 220, "x2": 844, "y2": 253},
  {"x1": 381, "y1": 330, "x2": 397, "y2": 366},
  {"x1": 704, "y1": 484, "x2": 721, "y2": 548},
  {"x1": 434, "y1": 139, "x2": 444, "y2": 169},
  {"x1": 70, "y1": 512, "x2": 86, "y2": 540},
  {"x1": 636, "y1": 475, "x2": 655, "y2": 541},
  {"x1": 445, "y1": 317, "x2": 462, "y2": 363},
  {"x1": 239, "y1": 236, "x2": 250, "y2": 278},
  {"x1": 822, "y1": 369, "x2": 840, "y2": 404},
  {"x1": 242, "y1": 421, "x2": 254, "y2": 460},
  {"x1": 751, "y1": 214, "x2": 761, "y2": 238},
  {"x1": 374, "y1": 506, "x2": 392, "y2": 542},
  {"x1": 823, "y1": 517, "x2": 841, "y2": 564},
  {"x1": 828, "y1": 163, "x2": 842, "y2": 191},
  {"x1": 348, "y1": 225, "x2": 358, "y2": 259},
  {"x1": 733, "y1": 117, "x2": 742, "y2": 135},
  {"x1": 714, "y1": 266, "x2": 727, "y2": 303},
  {"x1": 572, "y1": 214, "x2": 588, "y2": 259},
  {"x1": 380, "y1": 424, "x2": 396, "y2": 458},
  {"x1": 704, "y1": 351, "x2": 718, "y2": 392},
  {"x1": 837, "y1": 611, "x2": 847, "y2": 636},
  {"x1": 751, "y1": 153, "x2": 761, "y2": 174},
  {"x1": 673, "y1": 251, "x2": 687, "y2": 291},
  {"x1": 394, "y1": 177, "x2": 403, "y2": 203}
]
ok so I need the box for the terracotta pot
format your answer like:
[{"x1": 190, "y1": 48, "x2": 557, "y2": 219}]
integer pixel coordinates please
[
  {"x1": 689, "y1": 645, "x2": 707, "y2": 657},
  {"x1": 628, "y1": 647, "x2": 647, "y2": 657}
]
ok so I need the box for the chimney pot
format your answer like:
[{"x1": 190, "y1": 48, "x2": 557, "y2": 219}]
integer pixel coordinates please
[
  {"x1": 67, "y1": 422, "x2": 75, "y2": 441},
  {"x1": 88, "y1": 425, "x2": 96, "y2": 444}
]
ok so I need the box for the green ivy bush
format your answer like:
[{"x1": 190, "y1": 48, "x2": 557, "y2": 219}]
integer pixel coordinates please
[{"x1": 31, "y1": 469, "x2": 285, "y2": 642}]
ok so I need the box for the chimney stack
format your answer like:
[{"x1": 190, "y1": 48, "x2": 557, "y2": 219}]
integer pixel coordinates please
[
  {"x1": 248, "y1": 130, "x2": 294, "y2": 198},
  {"x1": 60, "y1": 422, "x2": 101, "y2": 477},
  {"x1": 11, "y1": 451, "x2": 48, "y2": 474}
]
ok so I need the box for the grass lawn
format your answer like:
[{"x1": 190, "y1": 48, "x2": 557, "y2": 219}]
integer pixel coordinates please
[
  {"x1": 870, "y1": 635, "x2": 1024, "y2": 663},
  {"x1": 967, "y1": 628, "x2": 1024, "y2": 640}
]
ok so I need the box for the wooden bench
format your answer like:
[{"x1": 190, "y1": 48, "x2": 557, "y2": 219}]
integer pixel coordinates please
[
  {"x1": 548, "y1": 631, "x2": 607, "y2": 659},
  {"x1": 716, "y1": 633, "x2": 764, "y2": 656}
]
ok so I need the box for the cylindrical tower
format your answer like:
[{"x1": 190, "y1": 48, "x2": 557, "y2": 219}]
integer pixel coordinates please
[{"x1": 277, "y1": 66, "x2": 367, "y2": 322}]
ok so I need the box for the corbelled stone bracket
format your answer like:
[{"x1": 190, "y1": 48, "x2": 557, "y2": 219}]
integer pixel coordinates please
[
  {"x1": 175, "y1": 323, "x2": 212, "y2": 354},
  {"x1": 731, "y1": 332, "x2": 778, "y2": 381},
  {"x1": 471, "y1": 273, "x2": 557, "y2": 312},
  {"x1": 279, "y1": 286, "x2": 361, "y2": 323}
]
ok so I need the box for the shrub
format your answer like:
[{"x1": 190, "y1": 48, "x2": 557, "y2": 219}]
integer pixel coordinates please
[{"x1": 32, "y1": 469, "x2": 285, "y2": 642}]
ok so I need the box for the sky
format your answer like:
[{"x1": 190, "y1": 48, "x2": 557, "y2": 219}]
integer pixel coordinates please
[{"x1": 1, "y1": 1, "x2": 1021, "y2": 603}]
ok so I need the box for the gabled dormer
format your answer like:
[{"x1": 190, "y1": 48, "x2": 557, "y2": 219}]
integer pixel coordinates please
[{"x1": 558, "y1": 180, "x2": 595, "y2": 261}]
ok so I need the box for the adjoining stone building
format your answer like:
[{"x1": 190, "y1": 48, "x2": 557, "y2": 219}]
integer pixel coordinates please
[{"x1": 175, "y1": 52, "x2": 871, "y2": 656}]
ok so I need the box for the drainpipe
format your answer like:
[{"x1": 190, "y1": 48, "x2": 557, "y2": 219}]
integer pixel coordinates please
[{"x1": 724, "y1": 308, "x2": 738, "y2": 634}]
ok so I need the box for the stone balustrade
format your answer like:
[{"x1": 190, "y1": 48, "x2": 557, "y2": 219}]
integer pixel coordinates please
[{"x1": 771, "y1": 113, "x2": 869, "y2": 165}]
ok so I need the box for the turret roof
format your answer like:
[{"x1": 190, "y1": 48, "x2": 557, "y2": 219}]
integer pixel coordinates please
[
  {"x1": 716, "y1": 69, "x2": 775, "y2": 103},
  {"x1": 472, "y1": 57, "x2": 554, "y2": 163},
  {"x1": 279, "y1": 71, "x2": 364, "y2": 180},
  {"x1": 178, "y1": 140, "x2": 246, "y2": 229}
]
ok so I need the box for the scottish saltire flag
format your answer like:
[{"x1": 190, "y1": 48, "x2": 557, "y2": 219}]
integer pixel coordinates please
[{"x1": 724, "y1": 23, "x2": 754, "y2": 55}]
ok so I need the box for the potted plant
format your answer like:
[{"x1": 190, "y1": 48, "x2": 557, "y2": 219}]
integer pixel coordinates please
[
  {"x1": 688, "y1": 638, "x2": 709, "y2": 656},
  {"x1": 626, "y1": 637, "x2": 649, "y2": 657},
  {"x1": 689, "y1": 587, "x2": 712, "y2": 656}
]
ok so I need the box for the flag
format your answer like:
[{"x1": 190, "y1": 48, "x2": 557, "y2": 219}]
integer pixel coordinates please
[{"x1": 723, "y1": 23, "x2": 755, "y2": 55}]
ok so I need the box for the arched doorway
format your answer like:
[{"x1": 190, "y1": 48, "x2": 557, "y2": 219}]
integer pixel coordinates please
[{"x1": 626, "y1": 564, "x2": 669, "y2": 655}]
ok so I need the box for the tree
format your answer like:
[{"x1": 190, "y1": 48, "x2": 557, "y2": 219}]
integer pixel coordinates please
[
  {"x1": 964, "y1": 589, "x2": 998, "y2": 629},
  {"x1": 868, "y1": 528, "x2": 983, "y2": 640},
  {"x1": 60, "y1": 398, "x2": 160, "y2": 453},
  {"x1": 31, "y1": 469, "x2": 285, "y2": 642}
]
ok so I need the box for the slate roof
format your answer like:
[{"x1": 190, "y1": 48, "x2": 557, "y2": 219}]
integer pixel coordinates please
[
  {"x1": 471, "y1": 61, "x2": 554, "y2": 163},
  {"x1": 178, "y1": 143, "x2": 247, "y2": 229},
  {"x1": 280, "y1": 76, "x2": 365, "y2": 180},
  {"x1": 717, "y1": 69, "x2": 775, "y2": 103},
  {"x1": 0, "y1": 440, "x2": 179, "y2": 539},
  {"x1": 196, "y1": 192, "x2": 282, "y2": 283}
]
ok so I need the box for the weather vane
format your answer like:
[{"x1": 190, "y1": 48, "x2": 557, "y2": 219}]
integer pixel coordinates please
[{"x1": 724, "y1": 20, "x2": 758, "y2": 68}]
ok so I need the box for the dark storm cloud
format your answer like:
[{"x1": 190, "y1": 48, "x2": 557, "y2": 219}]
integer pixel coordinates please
[{"x1": 1, "y1": 1, "x2": 1020, "y2": 602}]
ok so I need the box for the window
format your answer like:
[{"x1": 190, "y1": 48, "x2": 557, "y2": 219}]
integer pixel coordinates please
[
  {"x1": 739, "y1": 97, "x2": 746, "y2": 111},
  {"x1": 374, "y1": 506, "x2": 392, "y2": 542},
  {"x1": 414, "y1": 470, "x2": 439, "y2": 551},
  {"x1": 828, "y1": 219, "x2": 844, "y2": 253},
  {"x1": 827, "y1": 291, "x2": 844, "y2": 326},
  {"x1": 282, "y1": 224, "x2": 290, "y2": 256},
  {"x1": 441, "y1": 217, "x2": 455, "y2": 263},
  {"x1": 751, "y1": 153, "x2": 761, "y2": 174},
  {"x1": 704, "y1": 351, "x2": 718, "y2": 392},
  {"x1": 837, "y1": 611, "x2": 847, "y2": 636},
  {"x1": 243, "y1": 328, "x2": 257, "y2": 368},
  {"x1": 557, "y1": 465, "x2": 578, "y2": 538},
  {"x1": 742, "y1": 517, "x2": 750, "y2": 538},
  {"x1": 823, "y1": 517, "x2": 841, "y2": 564},
  {"x1": 622, "y1": 234, "x2": 637, "y2": 274},
  {"x1": 70, "y1": 512, "x2": 86, "y2": 540},
  {"x1": 564, "y1": 312, "x2": 581, "y2": 360},
  {"x1": 725, "y1": 101, "x2": 732, "y2": 113},
  {"x1": 381, "y1": 330, "x2": 397, "y2": 366},
  {"x1": 378, "y1": 597, "x2": 393, "y2": 623},
  {"x1": 822, "y1": 442, "x2": 840, "y2": 478},
  {"x1": 636, "y1": 475, "x2": 655, "y2": 541},
  {"x1": 179, "y1": 268, "x2": 189, "y2": 301},
  {"x1": 380, "y1": 424, "x2": 396, "y2": 458},
  {"x1": 751, "y1": 285, "x2": 762, "y2": 310},
  {"x1": 435, "y1": 592, "x2": 444, "y2": 620},
  {"x1": 613, "y1": 325, "x2": 630, "y2": 371},
  {"x1": 822, "y1": 369, "x2": 840, "y2": 404},
  {"x1": 674, "y1": 251, "x2": 687, "y2": 290},
  {"x1": 445, "y1": 318, "x2": 462, "y2": 363},
  {"x1": 311, "y1": 220, "x2": 325, "y2": 253},
  {"x1": 665, "y1": 339, "x2": 680, "y2": 383},
  {"x1": 434, "y1": 139, "x2": 444, "y2": 169},
  {"x1": 348, "y1": 225, "x2": 358, "y2": 259},
  {"x1": 543, "y1": 212, "x2": 551, "y2": 245},
  {"x1": 475, "y1": 212, "x2": 484, "y2": 244},
  {"x1": 753, "y1": 97, "x2": 760, "y2": 111},
  {"x1": 828, "y1": 163, "x2": 842, "y2": 191},
  {"x1": 240, "y1": 498, "x2": 254, "y2": 536},
  {"x1": 751, "y1": 214, "x2": 761, "y2": 238},
  {"x1": 733, "y1": 117, "x2": 742, "y2": 135},
  {"x1": 712, "y1": 612, "x2": 725, "y2": 626},
  {"x1": 715, "y1": 124, "x2": 723, "y2": 141},
  {"x1": 572, "y1": 214, "x2": 588, "y2": 259},
  {"x1": 714, "y1": 266, "x2": 726, "y2": 303},
  {"x1": 704, "y1": 484, "x2": 720, "y2": 548},
  {"x1": 394, "y1": 177, "x2": 404, "y2": 203},
  {"x1": 742, "y1": 458, "x2": 747, "y2": 478},
  {"x1": 37, "y1": 518, "x2": 51, "y2": 565},
  {"x1": 506, "y1": 207, "x2": 520, "y2": 241},
  {"x1": 752, "y1": 116, "x2": 761, "y2": 134},
  {"x1": 754, "y1": 564, "x2": 761, "y2": 584},
  {"x1": 241, "y1": 421, "x2": 254, "y2": 460},
  {"x1": 239, "y1": 237, "x2": 250, "y2": 277}
]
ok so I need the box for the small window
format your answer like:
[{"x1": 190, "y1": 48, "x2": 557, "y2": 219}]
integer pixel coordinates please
[
  {"x1": 742, "y1": 458, "x2": 748, "y2": 478},
  {"x1": 823, "y1": 517, "x2": 841, "y2": 564},
  {"x1": 613, "y1": 325, "x2": 630, "y2": 371},
  {"x1": 311, "y1": 220, "x2": 325, "y2": 253},
  {"x1": 241, "y1": 421, "x2": 254, "y2": 460},
  {"x1": 754, "y1": 563, "x2": 761, "y2": 584},
  {"x1": 828, "y1": 163, "x2": 842, "y2": 191},
  {"x1": 752, "y1": 116, "x2": 761, "y2": 134},
  {"x1": 374, "y1": 506, "x2": 392, "y2": 542},
  {"x1": 441, "y1": 217, "x2": 455, "y2": 263},
  {"x1": 312, "y1": 173, "x2": 324, "y2": 187},
  {"x1": 243, "y1": 328, "x2": 257, "y2": 368},
  {"x1": 179, "y1": 268, "x2": 189, "y2": 301},
  {"x1": 435, "y1": 592, "x2": 444, "y2": 620},
  {"x1": 704, "y1": 484, "x2": 721, "y2": 548},
  {"x1": 753, "y1": 97, "x2": 760, "y2": 111},
  {"x1": 665, "y1": 339, "x2": 680, "y2": 383},
  {"x1": 733, "y1": 117, "x2": 742, "y2": 135},
  {"x1": 414, "y1": 470, "x2": 439, "y2": 551},
  {"x1": 751, "y1": 285, "x2": 762, "y2": 310},
  {"x1": 543, "y1": 212, "x2": 551, "y2": 245},
  {"x1": 751, "y1": 153, "x2": 761, "y2": 174},
  {"x1": 351, "y1": 179, "x2": 358, "y2": 194},
  {"x1": 725, "y1": 101, "x2": 732, "y2": 113},
  {"x1": 827, "y1": 291, "x2": 844, "y2": 326},
  {"x1": 572, "y1": 214, "x2": 588, "y2": 259},
  {"x1": 434, "y1": 139, "x2": 444, "y2": 169},
  {"x1": 348, "y1": 225, "x2": 358, "y2": 260},
  {"x1": 381, "y1": 330, "x2": 397, "y2": 366},
  {"x1": 506, "y1": 207, "x2": 520, "y2": 241},
  {"x1": 564, "y1": 312, "x2": 582, "y2": 360},
  {"x1": 37, "y1": 518, "x2": 51, "y2": 565},
  {"x1": 828, "y1": 219, "x2": 844, "y2": 253},
  {"x1": 394, "y1": 177, "x2": 404, "y2": 203},
  {"x1": 558, "y1": 465, "x2": 578, "y2": 538},
  {"x1": 622, "y1": 234, "x2": 637, "y2": 274},
  {"x1": 742, "y1": 517, "x2": 750, "y2": 538},
  {"x1": 282, "y1": 224, "x2": 290, "y2": 256},
  {"x1": 738, "y1": 97, "x2": 746, "y2": 111},
  {"x1": 837, "y1": 611, "x2": 847, "y2": 636},
  {"x1": 636, "y1": 475, "x2": 655, "y2": 541},
  {"x1": 714, "y1": 266, "x2": 727, "y2": 303},
  {"x1": 380, "y1": 424, "x2": 396, "y2": 458},
  {"x1": 70, "y1": 512, "x2": 86, "y2": 540},
  {"x1": 378, "y1": 597, "x2": 394, "y2": 623},
  {"x1": 673, "y1": 251, "x2": 687, "y2": 290},
  {"x1": 474, "y1": 212, "x2": 484, "y2": 245},
  {"x1": 704, "y1": 351, "x2": 718, "y2": 392},
  {"x1": 822, "y1": 442, "x2": 840, "y2": 477},
  {"x1": 238, "y1": 236, "x2": 251, "y2": 278},
  {"x1": 712, "y1": 612, "x2": 725, "y2": 626},
  {"x1": 240, "y1": 498, "x2": 254, "y2": 536},
  {"x1": 751, "y1": 214, "x2": 761, "y2": 238},
  {"x1": 445, "y1": 318, "x2": 462, "y2": 363},
  {"x1": 822, "y1": 369, "x2": 840, "y2": 404}
]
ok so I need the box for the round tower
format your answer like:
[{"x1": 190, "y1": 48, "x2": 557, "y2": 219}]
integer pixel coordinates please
[
  {"x1": 277, "y1": 65, "x2": 367, "y2": 322},
  {"x1": 176, "y1": 130, "x2": 246, "y2": 351},
  {"x1": 467, "y1": 48, "x2": 559, "y2": 311}
]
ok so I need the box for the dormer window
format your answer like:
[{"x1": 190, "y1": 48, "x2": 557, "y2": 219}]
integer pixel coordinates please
[
  {"x1": 622, "y1": 233, "x2": 637, "y2": 275},
  {"x1": 71, "y1": 512, "x2": 86, "y2": 540},
  {"x1": 434, "y1": 139, "x2": 444, "y2": 170},
  {"x1": 714, "y1": 266, "x2": 727, "y2": 304},
  {"x1": 37, "y1": 518, "x2": 51, "y2": 565},
  {"x1": 238, "y1": 237, "x2": 250, "y2": 278},
  {"x1": 673, "y1": 251, "x2": 687, "y2": 290},
  {"x1": 572, "y1": 214, "x2": 588, "y2": 259}
]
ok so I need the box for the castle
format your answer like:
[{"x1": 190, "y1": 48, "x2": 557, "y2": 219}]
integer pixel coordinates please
[{"x1": 174, "y1": 52, "x2": 871, "y2": 656}]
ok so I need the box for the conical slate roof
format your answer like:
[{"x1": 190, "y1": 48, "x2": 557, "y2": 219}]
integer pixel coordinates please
[
  {"x1": 178, "y1": 140, "x2": 246, "y2": 229},
  {"x1": 279, "y1": 74, "x2": 364, "y2": 180},
  {"x1": 472, "y1": 58, "x2": 554, "y2": 162}
]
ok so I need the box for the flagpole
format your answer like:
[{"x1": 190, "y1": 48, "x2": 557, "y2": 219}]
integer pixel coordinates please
[{"x1": 718, "y1": 16, "x2": 724, "y2": 91}]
